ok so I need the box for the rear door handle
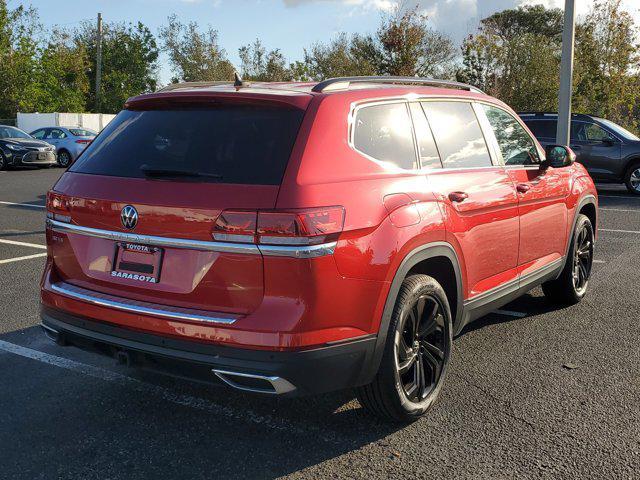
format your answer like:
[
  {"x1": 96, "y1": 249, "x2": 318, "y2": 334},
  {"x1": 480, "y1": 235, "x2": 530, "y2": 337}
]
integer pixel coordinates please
[
  {"x1": 448, "y1": 191, "x2": 468, "y2": 203},
  {"x1": 516, "y1": 183, "x2": 531, "y2": 194}
]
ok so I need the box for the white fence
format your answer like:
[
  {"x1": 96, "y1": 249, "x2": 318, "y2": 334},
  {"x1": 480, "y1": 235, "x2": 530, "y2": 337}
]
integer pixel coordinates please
[{"x1": 16, "y1": 112, "x2": 116, "y2": 133}]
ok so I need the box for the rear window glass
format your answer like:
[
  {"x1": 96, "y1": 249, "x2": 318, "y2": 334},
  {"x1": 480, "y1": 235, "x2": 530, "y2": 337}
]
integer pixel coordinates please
[
  {"x1": 70, "y1": 106, "x2": 305, "y2": 185},
  {"x1": 69, "y1": 128, "x2": 97, "y2": 137},
  {"x1": 353, "y1": 102, "x2": 417, "y2": 170},
  {"x1": 422, "y1": 101, "x2": 492, "y2": 169}
]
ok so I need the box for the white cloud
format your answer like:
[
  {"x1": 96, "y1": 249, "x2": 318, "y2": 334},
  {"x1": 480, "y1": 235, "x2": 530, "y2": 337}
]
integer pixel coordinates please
[{"x1": 282, "y1": 0, "x2": 640, "y2": 42}]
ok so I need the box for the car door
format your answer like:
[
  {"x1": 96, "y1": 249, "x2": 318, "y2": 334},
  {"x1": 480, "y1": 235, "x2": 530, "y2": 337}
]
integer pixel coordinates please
[
  {"x1": 45, "y1": 128, "x2": 66, "y2": 150},
  {"x1": 570, "y1": 121, "x2": 622, "y2": 181},
  {"x1": 413, "y1": 100, "x2": 520, "y2": 300},
  {"x1": 480, "y1": 104, "x2": 570, "y2": 278}
]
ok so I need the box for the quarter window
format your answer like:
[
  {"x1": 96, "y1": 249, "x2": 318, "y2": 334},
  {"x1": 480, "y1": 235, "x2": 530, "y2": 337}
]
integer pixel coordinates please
[
  {"x1": 421, "y1": 101, "x2": 492, "y2": 169},
  {"x1": 409, "y1": 103, "x2": 442, "y2": 169},
  {"x1": 483, "y1": 105, "x2": 539, "y2": 166},
  {"x1": 353, "y1": 102, "x2": 417, "y2": 170}
]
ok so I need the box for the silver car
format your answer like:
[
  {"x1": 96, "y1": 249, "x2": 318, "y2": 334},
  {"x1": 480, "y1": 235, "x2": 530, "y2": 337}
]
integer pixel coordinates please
[{"x1": 30, "y1": 126, "x2": 97, "y2": 167}]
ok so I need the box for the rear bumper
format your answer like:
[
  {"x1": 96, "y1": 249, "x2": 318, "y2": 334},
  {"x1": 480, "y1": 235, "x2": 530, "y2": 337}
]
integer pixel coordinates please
[{"x1": 40, "y1": 306, "x2": 378, "y2": 396}]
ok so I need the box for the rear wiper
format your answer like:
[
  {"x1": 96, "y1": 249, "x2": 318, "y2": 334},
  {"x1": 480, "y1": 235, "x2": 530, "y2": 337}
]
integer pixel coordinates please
[{"x1": 140, "y1": 165, "x2": 222, "y2": 180}]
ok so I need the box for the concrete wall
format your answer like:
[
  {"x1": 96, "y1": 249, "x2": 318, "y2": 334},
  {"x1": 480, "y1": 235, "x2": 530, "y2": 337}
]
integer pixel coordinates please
[{"x1": 17, "y1": 112, "x2": 116, "y2": 133}]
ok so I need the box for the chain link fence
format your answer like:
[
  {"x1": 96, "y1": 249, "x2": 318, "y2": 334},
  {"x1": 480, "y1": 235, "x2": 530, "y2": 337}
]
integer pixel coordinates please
[{"x1": 0, "y1": 118, "x2": 17, "y2": 126}]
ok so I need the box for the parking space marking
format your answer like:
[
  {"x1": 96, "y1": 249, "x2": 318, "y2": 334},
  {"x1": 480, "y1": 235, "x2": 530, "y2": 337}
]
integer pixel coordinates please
[
  {"x1": 599, "y1": 228, "x2": 640, "y2": 234},
  {"x1": 0, "y1": 339, "x2": 337, "y2": 442},
  {"x1": 593, "y1": 260, "x2": 606, "y2": 264},
  {"x1": 0, "y1": 253, "x2": 47, "y2": 265},
  {"x1": 0, "y1": 238, "x2": 46, "y2": 249},
  {"x1": 598, "y1": 195, "x2": 640, "y2": 200},
  {"x1": 494, "y1": 310, "x2": 527, "y2": 318},
  {"x1": 0, "y1": 201, "x2": 45, "y2": 209},
  {"x1": 599, "y1": 208, "x2": 640, "y2": 213}
]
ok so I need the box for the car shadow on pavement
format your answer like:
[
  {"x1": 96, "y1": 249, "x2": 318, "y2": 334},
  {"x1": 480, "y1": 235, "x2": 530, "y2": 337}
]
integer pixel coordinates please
[
  {"x1": 459, "y1": 290, "x2": 568, "y2": 336},
  {"x1": 0, "y1": 325, "x2": 404, "y2": 480}
]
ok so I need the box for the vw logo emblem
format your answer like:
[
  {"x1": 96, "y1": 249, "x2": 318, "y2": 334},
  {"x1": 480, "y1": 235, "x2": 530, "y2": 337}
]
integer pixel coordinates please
[{"x1": 120, "y1": 205, "x2": 138, "y2": 230}]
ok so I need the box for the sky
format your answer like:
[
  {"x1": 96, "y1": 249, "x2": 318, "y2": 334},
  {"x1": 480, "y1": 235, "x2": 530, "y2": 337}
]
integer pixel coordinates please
[{"x1": 22, "y1": 0, "x2": 640, "y2": 84}]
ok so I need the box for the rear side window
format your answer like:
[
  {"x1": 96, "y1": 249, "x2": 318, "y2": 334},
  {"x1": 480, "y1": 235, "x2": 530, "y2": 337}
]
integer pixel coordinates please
[
  {"x1": 422, "y1": 101, "x2": 492, "y2": 169},
  {"x1": 70, "y1": 106, "x2": 305, "y2": 185},
  {"x1": 524, "y1": 119, "x2": 557, "y2": 138},
  {"x1": 353, "y1": 102, "x2": 417, "y2": 170}
]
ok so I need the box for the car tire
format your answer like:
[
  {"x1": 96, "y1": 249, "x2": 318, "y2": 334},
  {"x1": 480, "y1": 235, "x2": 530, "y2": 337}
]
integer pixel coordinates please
[
  {"x1": 542, "y1": 214, "x2": 594, "y2": 305},
  {"x1": 0, "y1": 152, "x2": 6, "y2": 170},
  {"x1": 356, "y1": 274, "x2": 452, "y2": 423},
  {"x1": 57, "y1": 150, "x2": 72, "y2": 168},
  {"x1": 624, "y1": 162, "x2": 640, "y2": 195}
]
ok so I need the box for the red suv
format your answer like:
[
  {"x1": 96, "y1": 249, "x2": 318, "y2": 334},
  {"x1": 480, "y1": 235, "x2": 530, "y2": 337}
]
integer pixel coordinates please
[{"x1": 41, "y1": 77, "x2": 597, "y2": 422}]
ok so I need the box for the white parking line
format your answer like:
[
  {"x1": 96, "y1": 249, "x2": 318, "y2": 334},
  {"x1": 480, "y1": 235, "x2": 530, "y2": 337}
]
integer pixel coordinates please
[
  {"x1": 593, "y1": 260, "x2": 606, "y2": 264},
  {"x1": 0, "y1": 238, "x2": 47, "y2": 249},
  {"x1": 0, "y1": 339, "x2": 337, "y2": 442},
  {"x1": 0, "y1": 253, "x2": 47, "y2": 265},
  {"x1": 0, "y1": 201, "x2": 46, "y2": 209},
  {"x1": 598, "y1": 195, "x2": 640, "y2": 200},
  {"x1": 494, "y1": 310, "x2": 527, "y2": 318},
  {"x1": 599, "y1": 208, "x2": 640, "y2": 213},
  {"x1": 599, "y1": 228, "x2": 640, "y2": 234}
]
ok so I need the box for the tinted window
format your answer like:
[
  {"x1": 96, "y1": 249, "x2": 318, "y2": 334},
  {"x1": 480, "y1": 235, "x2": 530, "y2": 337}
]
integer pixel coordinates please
[
  {"x1": 409, "y1": 103, "x2": 442, "y2": 169},
  {"x1": 523, "y1": 119, "x2": 557, "y2": 138},
  {"x1": 70, "y1": 107, "x2": 305, "y2": 185},
  {"x1": 483, "y1": 106, "x2": 539, "y2": 166},
  {"x1": 353, "y1": 102, "x2": 417, "y2": 170},
  {"x1": 422, "y1": 102, "x2": 492, "y2": 169}
]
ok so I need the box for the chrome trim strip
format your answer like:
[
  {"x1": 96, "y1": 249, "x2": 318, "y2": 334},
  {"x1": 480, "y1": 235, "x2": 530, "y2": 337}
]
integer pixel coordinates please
[
  {"x1": 48, "y1": 219, "x2": 337, "y2": 258},
  {"x1": 258, "y1": 241, "x2": 337, "y2": 258},
  {"x1": 212, "y1": 369, "x2": 296, "y2": 395},
  {"x1": 49, "y1": 281, "x2": 238, "y2": 325},
  {"x1": 47, "y1": 219, "x2": 261, "y2": 255}
]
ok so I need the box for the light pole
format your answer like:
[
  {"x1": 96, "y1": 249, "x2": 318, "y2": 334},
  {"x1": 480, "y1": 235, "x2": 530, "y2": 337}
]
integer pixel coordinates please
[
  {"x1": 556, "y1": 0, "x2": 576, "y2": 146},
  {"x1": 95, "y1": 13, "x2": 103, "y2": 112}
]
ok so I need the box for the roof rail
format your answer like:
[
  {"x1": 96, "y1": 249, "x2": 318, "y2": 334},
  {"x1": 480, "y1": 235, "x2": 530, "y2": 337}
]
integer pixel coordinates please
[
  {"x1": 157, "y1": 81, "x2": 233, "y2": 92},
  {"x1": 518, "y1": 111, "x2": 593, "y2": 118},
  {"x1": 311, "y1": 76, "x2": 484, "y2": 94}
]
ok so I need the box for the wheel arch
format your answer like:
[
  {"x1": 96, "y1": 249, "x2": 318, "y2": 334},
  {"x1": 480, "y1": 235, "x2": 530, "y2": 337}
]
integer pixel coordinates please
[{"x1": 357, "y1": 242, "x2": 463, "y2": 386}]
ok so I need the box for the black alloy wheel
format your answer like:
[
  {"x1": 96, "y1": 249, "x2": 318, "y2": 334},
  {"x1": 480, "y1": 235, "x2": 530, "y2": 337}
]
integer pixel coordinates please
[
  {"x1": 572, "y1": 218, "x2": 594, "y2": 296},
  {"x1": 356, "y1": 274, "x2": 453, "y2": 423},
  {"x1": 542, "y1": 214, "x2": 594, "y2": 305},
  {"x1": 395, "y1": 293, "x2": 448, "y2": 402}
]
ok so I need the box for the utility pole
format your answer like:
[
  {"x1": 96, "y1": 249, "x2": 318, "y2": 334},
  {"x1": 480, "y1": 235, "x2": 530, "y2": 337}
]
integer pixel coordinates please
[
  {"x1": 95, "y1": 12, "x2": 103, "y2": 112},
  {"x1": 556, "y1": 0, "x2": 576, "y2": 146}
]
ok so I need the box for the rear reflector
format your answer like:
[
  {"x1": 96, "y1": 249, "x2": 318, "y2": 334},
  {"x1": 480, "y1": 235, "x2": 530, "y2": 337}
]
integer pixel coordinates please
[
  {"x1": 75, "y1": 139, "x2": 92, "y2": 144},
  {"x1": 212, "y1": 207, "x2": 345, "y2": 246}
]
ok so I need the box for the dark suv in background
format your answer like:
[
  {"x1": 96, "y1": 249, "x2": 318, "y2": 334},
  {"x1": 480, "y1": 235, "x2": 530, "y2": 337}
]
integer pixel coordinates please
[{"x1": 520, "y1": 113, "x2": 640, "y2": 194}]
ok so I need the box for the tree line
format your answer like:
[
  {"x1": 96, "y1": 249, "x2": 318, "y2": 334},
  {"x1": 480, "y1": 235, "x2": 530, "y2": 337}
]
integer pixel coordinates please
[{"x1": 1, "y1": 0, "x2": 638, "y2": 132}]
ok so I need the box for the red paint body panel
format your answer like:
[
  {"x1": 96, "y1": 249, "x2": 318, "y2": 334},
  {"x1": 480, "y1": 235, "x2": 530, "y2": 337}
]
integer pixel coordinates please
[{"x1": 41, "y1": 82, "x2": 598, "y2": 354}]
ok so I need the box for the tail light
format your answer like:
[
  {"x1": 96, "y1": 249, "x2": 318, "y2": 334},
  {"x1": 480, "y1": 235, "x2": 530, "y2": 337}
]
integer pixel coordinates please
[
  {"x1": 46, "y1": 191, "x2": 71, "y2": 224},
  {"x1": 213, "y1": 207, "x2": 345, "y2": 246},
  {"x1": 75, "y1": 139, "x2": 92, "y2": 144}
]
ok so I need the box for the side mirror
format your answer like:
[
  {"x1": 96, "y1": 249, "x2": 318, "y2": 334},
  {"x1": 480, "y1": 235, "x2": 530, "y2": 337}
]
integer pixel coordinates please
[
  {"x1": 541, "y1": 145, "x2": 576, "y2": 169},
  {"x1": 602, "y1": 138, "x2": 616, "y2": 147}
]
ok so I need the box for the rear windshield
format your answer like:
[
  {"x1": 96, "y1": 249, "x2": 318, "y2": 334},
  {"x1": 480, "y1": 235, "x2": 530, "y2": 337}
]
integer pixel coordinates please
[
  {"x1": 69, "y1": 128, "x2": 97, "y2": 137},
  {"x1": 70, "y1": 106, "x2": 305, "y2": 185}
]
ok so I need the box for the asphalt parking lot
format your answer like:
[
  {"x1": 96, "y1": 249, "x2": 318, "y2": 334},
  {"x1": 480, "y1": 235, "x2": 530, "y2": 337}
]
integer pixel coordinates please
[{"x1": 0, "y1": 167, "x2": 638, "y2": 480}]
